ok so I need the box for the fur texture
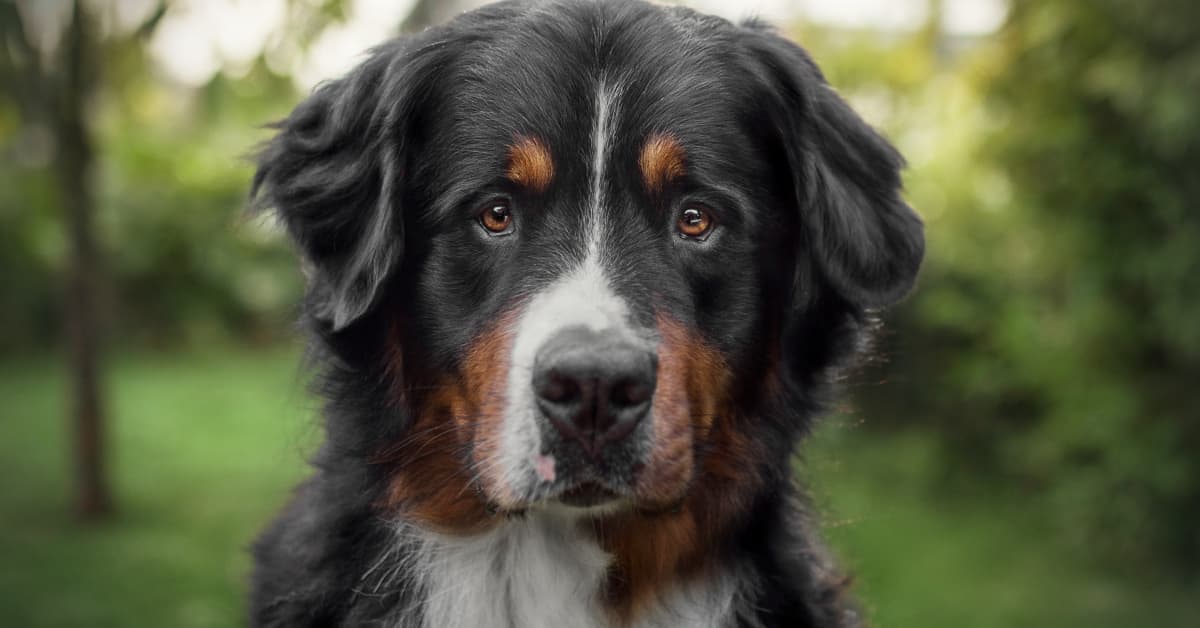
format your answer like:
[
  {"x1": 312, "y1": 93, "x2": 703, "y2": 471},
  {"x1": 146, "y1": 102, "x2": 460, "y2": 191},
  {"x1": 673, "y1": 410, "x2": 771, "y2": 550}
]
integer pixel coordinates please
[{"x1": 248, "y1": 1, "x2": 923, "y2": 626}]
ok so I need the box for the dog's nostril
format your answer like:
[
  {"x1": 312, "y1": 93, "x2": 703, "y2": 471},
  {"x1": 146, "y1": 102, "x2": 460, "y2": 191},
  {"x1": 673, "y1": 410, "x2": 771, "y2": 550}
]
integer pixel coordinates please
[
  {"x1": 612, "y1": 379, "x2": 653, "y2": 406},
  {"x1": 538, "y1": 372, "x2": 580, "y2": 404}
]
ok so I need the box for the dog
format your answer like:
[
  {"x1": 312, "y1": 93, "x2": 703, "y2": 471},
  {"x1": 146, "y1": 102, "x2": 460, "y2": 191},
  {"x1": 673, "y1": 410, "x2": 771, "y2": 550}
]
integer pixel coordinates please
[{"x1": 248, "y1": 1, "x2": 923, "y2": 626}]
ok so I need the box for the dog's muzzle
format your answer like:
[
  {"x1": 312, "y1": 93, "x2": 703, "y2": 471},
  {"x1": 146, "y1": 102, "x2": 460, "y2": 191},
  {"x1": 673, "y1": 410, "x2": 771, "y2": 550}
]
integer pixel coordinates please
[{"x1": 533, "y1": 326, "x2": 657, "y2": 461}]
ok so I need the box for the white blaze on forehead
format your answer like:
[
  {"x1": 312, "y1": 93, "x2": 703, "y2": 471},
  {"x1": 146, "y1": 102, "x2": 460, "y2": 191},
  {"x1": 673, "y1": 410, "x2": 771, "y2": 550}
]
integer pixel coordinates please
[
  {"x1": 587, "y1": 80, "x2": 621, "y2": 259},
  {"x1": 497, "y1": 79, "x2": 632, "y2": 499}
]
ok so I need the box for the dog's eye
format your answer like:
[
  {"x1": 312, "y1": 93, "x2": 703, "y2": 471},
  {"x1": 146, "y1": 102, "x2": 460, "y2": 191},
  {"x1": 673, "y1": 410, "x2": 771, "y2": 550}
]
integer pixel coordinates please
[
  {"x1": 478, "y1": 200, "x2": 514, "y2": 235},
  {"x1": 676, "y1": 205, "x2": 715, "y2": 241}
]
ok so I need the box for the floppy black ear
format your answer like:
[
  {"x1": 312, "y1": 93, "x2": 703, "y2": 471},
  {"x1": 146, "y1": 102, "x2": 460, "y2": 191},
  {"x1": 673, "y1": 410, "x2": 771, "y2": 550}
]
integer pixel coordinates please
[
  {"x1": 251, "y1": 37, "x2": 442, "y2": 331},
  {"x1": 744, "y1": 24, "x2": 925, "y2": 309}
]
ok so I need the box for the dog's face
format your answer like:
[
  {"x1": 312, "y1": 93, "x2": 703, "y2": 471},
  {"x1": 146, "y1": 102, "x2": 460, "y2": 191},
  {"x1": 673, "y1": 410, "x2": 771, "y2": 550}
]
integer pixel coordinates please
[{"x1": 254, "y1": 1, "x2": 922, "y2": 531}]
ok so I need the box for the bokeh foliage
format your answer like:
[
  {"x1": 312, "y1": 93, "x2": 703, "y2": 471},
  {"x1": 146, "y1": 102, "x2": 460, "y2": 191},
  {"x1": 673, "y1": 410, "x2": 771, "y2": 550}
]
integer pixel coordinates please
[
  {"x1": 0, "y1": 4, "x2": 303, "y2": 351},
  {"x1": 2, "y1": 0, "x2": 1198, "y2": 584},
  {"x1": 983, "y1": 0, "x2": 1200, "y2": 567},
  {"x1": 844, "y1": 0, "x2": 1200, "y2": 570}
]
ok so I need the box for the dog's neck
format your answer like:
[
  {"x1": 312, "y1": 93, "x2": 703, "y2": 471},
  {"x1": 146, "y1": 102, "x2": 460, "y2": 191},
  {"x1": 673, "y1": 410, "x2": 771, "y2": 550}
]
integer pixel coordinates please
[{"x1": 370, "y1": 509, "x2": 743, "y2": 628}]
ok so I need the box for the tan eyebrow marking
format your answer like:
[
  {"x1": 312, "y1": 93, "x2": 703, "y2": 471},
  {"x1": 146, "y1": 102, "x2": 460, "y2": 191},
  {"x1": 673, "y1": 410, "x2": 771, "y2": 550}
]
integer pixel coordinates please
[
  {"x1": 506, "y1": 136, "x2": 554, "y2": 193},
  {"x1": 638, "y1": 133, "x2": 687, "y2": 194}
]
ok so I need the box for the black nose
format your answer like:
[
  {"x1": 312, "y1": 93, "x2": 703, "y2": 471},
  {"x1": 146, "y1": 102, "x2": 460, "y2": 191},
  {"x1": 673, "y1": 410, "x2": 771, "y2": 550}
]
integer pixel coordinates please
[{"x1": 533, "y1": 327, "x2": 657, "y2": 459}]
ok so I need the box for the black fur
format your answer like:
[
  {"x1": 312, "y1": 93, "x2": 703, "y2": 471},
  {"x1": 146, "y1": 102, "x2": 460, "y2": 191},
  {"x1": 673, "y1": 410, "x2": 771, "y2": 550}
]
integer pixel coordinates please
[{"x1": 249, "y1": 1, "x2": 923, "y2": 626}]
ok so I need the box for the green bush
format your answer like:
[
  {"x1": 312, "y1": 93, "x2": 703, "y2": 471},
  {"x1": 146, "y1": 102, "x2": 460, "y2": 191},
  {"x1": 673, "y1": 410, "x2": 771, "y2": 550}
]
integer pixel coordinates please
[
  {"x1": 0, "y1": 43, "x2": 304, "y2": 351},
  {"x1": 858, "y1": 0, "x2": 1200, "y2": 570}
]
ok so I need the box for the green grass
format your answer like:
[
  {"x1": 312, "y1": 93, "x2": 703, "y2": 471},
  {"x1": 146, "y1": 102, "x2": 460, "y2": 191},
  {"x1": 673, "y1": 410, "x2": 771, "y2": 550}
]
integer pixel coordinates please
[
  {"x1": 1, "y1": 347, "x2": 1196, "y2": 626},
  {"x1": 0, "y1": 347, "x2": 313, "y2": 627},
  {"x1": 804, "y1": 423, "x2": 1200, "y2": 627}
]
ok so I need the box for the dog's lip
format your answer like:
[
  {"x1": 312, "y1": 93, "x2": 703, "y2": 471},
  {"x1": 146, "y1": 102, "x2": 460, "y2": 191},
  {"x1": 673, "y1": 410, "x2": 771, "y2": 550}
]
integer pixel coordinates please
[{"x1": 556, "y1": 481, "x2": 620, "y2": 507}]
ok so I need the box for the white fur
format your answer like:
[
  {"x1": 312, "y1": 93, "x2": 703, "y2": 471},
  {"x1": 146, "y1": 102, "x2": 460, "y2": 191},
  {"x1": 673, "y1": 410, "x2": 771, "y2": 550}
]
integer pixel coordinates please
[
  {"x1": 587, "y1": 79, "x2": 621, "y2": 259},
  {"x1": 636, "y1": 571, "x2": 743, "y2": 628},
  {"x1": 499, "y1": 255, "x2": 634, "y2": 497},
  {"x1": 498, "y1": 80, "x2": 636, "y2": 500},
  {"x1": 375, "y1": 512, "x2": 740, "y2": 628}
]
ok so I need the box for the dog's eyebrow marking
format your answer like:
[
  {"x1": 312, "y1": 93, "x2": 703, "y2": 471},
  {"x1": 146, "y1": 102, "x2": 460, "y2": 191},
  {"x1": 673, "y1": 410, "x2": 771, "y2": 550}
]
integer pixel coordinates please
[
  {"x1": 638, "y1": 133, "x2": 686, "y2": 195},
  {"x1": 506, "y1": 136, "x2": 555, "y2": 193}
]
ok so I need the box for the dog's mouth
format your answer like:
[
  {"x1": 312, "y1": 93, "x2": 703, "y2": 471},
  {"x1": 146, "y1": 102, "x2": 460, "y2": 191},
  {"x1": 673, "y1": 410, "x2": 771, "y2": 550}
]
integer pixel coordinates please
[{"x1": 557, "y1": 481, "x2": 620, "y2": 508}]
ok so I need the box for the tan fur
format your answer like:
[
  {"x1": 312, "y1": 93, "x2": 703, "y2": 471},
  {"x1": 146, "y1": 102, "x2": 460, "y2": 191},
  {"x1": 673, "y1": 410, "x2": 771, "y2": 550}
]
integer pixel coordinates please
[
  {"x1": 375, "y1": 309, "x2": 521, "y2": 534},
  {"x1": 638, "y1": 133, "x2": 687, "y2": 194},
  {"x1": 506, "y1": 136, "x2": 555, "y2": 193}
]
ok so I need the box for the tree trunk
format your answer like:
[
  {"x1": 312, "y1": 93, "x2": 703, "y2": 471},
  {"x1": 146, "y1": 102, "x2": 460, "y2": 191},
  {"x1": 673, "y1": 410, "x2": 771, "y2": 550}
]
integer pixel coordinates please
[{"x1": 56, "y1": 0, "x2": 110, "y2": 519}]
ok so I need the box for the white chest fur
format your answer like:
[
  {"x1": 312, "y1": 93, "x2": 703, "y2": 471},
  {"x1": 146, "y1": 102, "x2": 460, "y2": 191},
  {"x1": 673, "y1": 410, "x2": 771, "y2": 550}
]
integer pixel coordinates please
[{"x1": 372, "y1": 512, "x2": 741, "y2": 628}]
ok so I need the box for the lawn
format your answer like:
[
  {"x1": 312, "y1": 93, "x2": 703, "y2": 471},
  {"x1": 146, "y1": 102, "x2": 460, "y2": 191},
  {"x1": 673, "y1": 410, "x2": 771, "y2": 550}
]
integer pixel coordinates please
[
  {"x1": 0, "y1": 347, "x2": 313, "y2": 627},
  {"x1": 0, "y1": 347, "x2": 1195, "y2": 626},
  {"x1": 803, "y1": 425, "x2": 1199, "y2": 627}
]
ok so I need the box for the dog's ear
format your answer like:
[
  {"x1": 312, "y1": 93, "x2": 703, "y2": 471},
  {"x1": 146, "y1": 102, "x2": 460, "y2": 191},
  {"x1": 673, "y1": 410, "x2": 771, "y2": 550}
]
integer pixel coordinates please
[
  {"x1": 251, "y1": 38, "x2": 443, "y2": 331},
  {"x1": 743, "y1": 24, "x2": 924, "y2": 310}
]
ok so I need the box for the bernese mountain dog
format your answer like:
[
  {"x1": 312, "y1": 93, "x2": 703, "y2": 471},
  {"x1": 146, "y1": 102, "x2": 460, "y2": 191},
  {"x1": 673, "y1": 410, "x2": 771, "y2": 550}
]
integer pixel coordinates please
[{"x1": 248, "y1": 1, "x2": 924, "y2": 626}]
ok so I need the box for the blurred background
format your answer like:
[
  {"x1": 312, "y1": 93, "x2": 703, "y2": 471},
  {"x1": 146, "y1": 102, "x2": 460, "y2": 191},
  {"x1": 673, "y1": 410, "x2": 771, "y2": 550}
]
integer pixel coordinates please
[{"x1": 1, "y1": 0, "x2": 1197, "y2": 625}]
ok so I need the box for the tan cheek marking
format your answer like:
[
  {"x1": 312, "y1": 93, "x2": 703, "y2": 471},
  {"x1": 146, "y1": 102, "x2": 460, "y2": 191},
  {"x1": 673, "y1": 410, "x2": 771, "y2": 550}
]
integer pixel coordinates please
[
  {"x1": 375, "y1": 383, "x2": 487, "y2": 534},
  {"x1": 638, "y1": 133, "x2": 686, "y2": 195},
  {"x1": 636, "y1": 312, "x2": 729, "y2": 504},
  {"x1": 597, "y1": 312, "x2": 755, "y2": 623},
  {"x1": 506, "y1": 136, "x2": 554, "y2": 193},
  {"x1": 373, "y1": 309, "x2": 520, "y2": 534},
  {"x1": 463, "y1": 307, "x2": 522, "y2": 507}
]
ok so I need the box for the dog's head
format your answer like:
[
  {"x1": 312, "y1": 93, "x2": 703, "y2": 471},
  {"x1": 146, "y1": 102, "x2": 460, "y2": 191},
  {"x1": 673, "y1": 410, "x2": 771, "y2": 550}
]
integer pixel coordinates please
[{"x1": 253, "y1": 1, "x2": 922, "y2": 531}]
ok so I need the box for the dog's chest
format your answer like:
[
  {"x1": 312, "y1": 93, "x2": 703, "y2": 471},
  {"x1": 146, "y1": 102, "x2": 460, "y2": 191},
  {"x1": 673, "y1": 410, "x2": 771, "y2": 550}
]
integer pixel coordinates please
[{"x1": 379, "y1": 514, "x2": 737, "y2": 628}]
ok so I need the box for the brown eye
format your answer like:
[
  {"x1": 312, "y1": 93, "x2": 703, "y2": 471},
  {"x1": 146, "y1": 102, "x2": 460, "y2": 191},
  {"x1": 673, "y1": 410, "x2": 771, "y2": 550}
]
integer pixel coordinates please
[
  {"x1": 479, "y1": 200, "x2": 514, "y2": 235},
  {"x1": 677, "y1": 205, "x2": 715, "y2": 240}
]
